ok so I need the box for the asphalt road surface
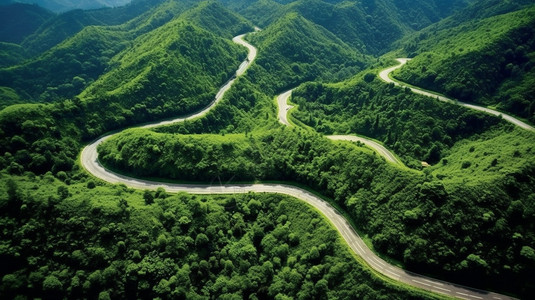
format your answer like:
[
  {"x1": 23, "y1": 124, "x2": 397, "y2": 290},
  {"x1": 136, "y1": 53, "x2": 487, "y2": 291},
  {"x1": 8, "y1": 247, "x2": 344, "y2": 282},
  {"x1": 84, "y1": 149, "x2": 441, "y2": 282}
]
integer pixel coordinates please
[
  {"x1": 81, "y1": 34, "x2": 516, "y2": 300},
  {"x1": 275, "y1": 89, "x2": 403, "y2": 167},
  {"x1": 327, "y1": 135, "x2": 402, "y2": 166},
  {"x1": 277, "y1": 89, "x2": 294, "y2": 126},
  {"x1": 380, "y1": 58, "x2": 534, "y2": 132}
]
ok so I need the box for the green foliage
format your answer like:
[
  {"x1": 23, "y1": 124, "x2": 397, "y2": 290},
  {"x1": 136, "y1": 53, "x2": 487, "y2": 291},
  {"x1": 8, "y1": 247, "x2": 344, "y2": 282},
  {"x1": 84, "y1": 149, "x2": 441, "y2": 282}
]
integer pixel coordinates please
[
  {"x1": 291, "y1": 77, "x2": 504, "y2": 166},
  {"x1": 397, "y1": 5, "x2": 535, "y2": 122},
  {"x1": 247, "y1": 11, "x2": 369, "y2": 93},
  {"x1": 99, "y1": 122, "x2": 535, "y2": 295},
  {"x1": 0, "y1": 174, "x2": 430, "y2": 299},
  {"x1": 20, "y1": 0, "x2": 172, "y2": 56},
  {"x1": 236, "y1": 0, "x2": 472, "y2": 54},
  {"x1": 0, "y1": 26, "x2": 129, "y2": 101},
  {"x1": 0, "y1": 42, "x2": 27, "y2": 68},
  {"x1": 0, "y1": 3, "x2": 54, "y2": 44},
  {"x1": 180, "y1": 0, "x2": 253, "y2": 38}
]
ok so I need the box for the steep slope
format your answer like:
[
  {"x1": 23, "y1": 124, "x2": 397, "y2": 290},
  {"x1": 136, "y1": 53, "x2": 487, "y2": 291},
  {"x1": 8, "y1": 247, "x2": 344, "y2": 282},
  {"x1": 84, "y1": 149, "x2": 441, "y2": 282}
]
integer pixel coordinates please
[
  {"x1": 12, "y1": 0, "x2": 131, "y2": 12},
  {"x1": 0, "y1": 26, "x2": 129, "y2": 106},
  {"x1": 232, "y1": 0, "x2": 473, "y2": 54},
  {"x1": 396, "y1": 5, "x2": 535, "y2": 123},
  {"x1": 0, "y1": 0, "x2": 205, "y2": 106},
  {"x1": 19, "y1": 0, "x2": 169, "y2": 56},
  {"x1": 179, "y1": 0, "x2": 253, "y2": 38},
  {"x1": 78, "y1": 19, "x2": 245, "y2": 136},
  {"x1": 248, "y1": 12, "x2": 368, "y2": 92},
  {"x1": 0, "y1": 3, "x2": 54, "y2": 44},
  {"x1": 0, "y1": 43, "x2": 27, "y2": 68}
]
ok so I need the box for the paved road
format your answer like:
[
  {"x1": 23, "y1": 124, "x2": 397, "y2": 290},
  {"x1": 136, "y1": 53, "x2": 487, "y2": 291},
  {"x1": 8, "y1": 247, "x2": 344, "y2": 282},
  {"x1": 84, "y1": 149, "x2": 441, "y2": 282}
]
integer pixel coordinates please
[
  {"x1": 327, "y1": 135, "x2": 402, "y2": 166},
  {"x1": 380, "y1": 58, "x2": 535, "y2": 132},
  {"x1": 81, "y1": 34, "x2": 516, "y2": 300},
  {"x1": 277, "y1": 89, "x2": 294, "y2": 126},
  {"x1": 275, "y1": 89, "x2": 403, "y2": 166}
]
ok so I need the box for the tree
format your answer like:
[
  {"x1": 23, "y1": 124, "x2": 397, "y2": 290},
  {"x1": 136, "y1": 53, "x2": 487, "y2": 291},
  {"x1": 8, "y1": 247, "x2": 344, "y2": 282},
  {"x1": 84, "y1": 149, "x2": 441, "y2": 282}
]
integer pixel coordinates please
[
  {"x1": 143, "y1": 190, "x2": 154, "y2": 205},
  {"x1": 43, "y1": 275, "x2": 63, "y2": 297}
]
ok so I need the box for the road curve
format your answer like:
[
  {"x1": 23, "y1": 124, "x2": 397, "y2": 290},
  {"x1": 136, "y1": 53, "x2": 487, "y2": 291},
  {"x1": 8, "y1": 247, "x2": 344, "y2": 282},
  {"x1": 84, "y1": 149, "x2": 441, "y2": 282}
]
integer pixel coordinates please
[
  {"x1": 380, "y1": 58, "x2": 535, "y2": 132},
  {"x1": 275, "y1": 89, "x2": 403, "y2": 166},
  {"x1": 277, "y1": 89, "x2": 294, "y2": 126},
  {"x1": 327, "y1": 135, "x2": 402, "y2": 166},
  {"x1": 81, "y1": 34, "x2": 515, "y2": 300}
]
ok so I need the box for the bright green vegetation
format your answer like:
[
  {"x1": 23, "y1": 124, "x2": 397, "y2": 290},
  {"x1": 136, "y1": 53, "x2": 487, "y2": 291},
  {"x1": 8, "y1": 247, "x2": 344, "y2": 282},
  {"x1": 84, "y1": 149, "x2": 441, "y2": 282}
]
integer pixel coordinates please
[
  {"x1": 1, "y1": 0, "x2": 535, "y2": 298},
  {"x1": 154, "y1": 76, "x2": 279, "y2": 135},
  {"x1": 290, "y1": 76, "x2": 504, "y2": 167},
  {"x1": 99, "y1": 120, "x2": 535, "y2": 294},
  {"x1": 80, "y1": 22, "x2": 244, "y2": 113},
  {"x1": 233, "y1": 0, "x2": 471, "y2": 53},
  {"x1": 0, "y1": 27, "x2": 130, "y2": 103},
  {"x1": 247, "y1": 11, "x2": 368, "y2": 92},
  {"x1": 0, "y1": 0, "x2": 250, "y2": 106},
  {"x1": 0, "y1": 174, "x2": 435, "y2": 299},
  {"x1": 19, "y1": 0, "x2": 174, "y2": 56},
  {"x1": 396, "y1": 5, "x2": 535, "y2": 123}
]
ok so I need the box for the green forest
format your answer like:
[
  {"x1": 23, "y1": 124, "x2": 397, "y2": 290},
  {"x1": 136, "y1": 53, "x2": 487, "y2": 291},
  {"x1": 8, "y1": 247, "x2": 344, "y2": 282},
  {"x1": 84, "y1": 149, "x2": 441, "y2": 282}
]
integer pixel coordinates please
[
  {"x1": 1, "y1": 174, "x2": 435, "y2": 299},
  {"x1": 1, "y1": 0, "x2": 535, "y2": 299}
]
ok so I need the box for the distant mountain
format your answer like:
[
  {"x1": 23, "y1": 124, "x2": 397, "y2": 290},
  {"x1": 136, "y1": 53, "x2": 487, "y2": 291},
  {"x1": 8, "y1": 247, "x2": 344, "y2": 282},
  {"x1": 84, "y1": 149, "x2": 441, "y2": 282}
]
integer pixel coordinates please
[
  {"x1": 180, "y1": 0, "x2": 252, "y2": 38},
  {"x1": 248, "y1": 11, "x2": 368, "y2": 92},
  {"x1": 0, "y1": 3, "x2": 54, "y2": 44},
  {"x1": 396, "y1": 4, "x2": 535, "y2": 123},
  {"x1": 0, "y1": 0, "x2": 244, "y2": 107},
  {"x1": 227, "y1": 0, "x2": 473, "y2": 54},
  {"x1": 19, "y1": 0, "x2": 169, "y2": 56},
  {"x1": 0, "y1": 26, "x2": 129, "y2": 105},
  {"x1": 10, "y1": 0, "x2": 131, "y2": 12}
]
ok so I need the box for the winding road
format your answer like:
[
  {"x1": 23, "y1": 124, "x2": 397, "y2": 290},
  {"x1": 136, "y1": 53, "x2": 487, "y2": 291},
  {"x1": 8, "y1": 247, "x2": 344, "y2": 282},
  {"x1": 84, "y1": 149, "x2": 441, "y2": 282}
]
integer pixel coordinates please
[
  {"x1": 81, "y1": 32, "x2": 516, "y2": 300},
  {"x1": 276, "y1": 89, "x2": 403, "y2": 166},
  {"x1": 380, "y1": 58, "x2": 535, "y2": 132},
  {"x1": 277, "y1": 89, "x2": 294, "y2": 126}
]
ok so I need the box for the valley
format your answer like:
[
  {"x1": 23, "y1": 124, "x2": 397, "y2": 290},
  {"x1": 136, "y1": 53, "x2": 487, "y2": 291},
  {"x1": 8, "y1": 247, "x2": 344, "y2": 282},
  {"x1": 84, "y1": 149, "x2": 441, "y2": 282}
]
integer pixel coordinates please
[{"x1": 1, "y1": 0, "x2": 534, "y2": 299}]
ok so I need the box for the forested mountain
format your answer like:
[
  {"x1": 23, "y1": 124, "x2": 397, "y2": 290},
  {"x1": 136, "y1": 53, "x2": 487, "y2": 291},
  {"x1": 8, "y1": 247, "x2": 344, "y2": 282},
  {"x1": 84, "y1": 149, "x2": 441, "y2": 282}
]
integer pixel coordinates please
[
  {"x1": 0, "y1": 27, "x2": 129, "y2": 106},
  {"x1": 6, "y1": 0, "x2": 131, "y2": 12},
  {"x1": 1, "y1": 0, "x2": 534, "y2": 298},
  {"x1": 247, "y1": 11, "x2": 368, "y2": 92},
  {"x1": 0, "y1": 3, "x2": 54, "y2": 44},
  {"x1": 396, "y1": 5, "x2": 535, "y2": 123},
  {"x1": 230, "y1": 0, "x2": 473, "y2": 54},
  {"x1": 18, "y1": 0, "x2": 174, "y2": 56}
]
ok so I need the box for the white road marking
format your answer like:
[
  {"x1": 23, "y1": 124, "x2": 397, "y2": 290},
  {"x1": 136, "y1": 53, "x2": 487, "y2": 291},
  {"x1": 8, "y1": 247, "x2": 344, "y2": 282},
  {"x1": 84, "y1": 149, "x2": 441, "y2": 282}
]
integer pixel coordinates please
[
  {"x1": 456, "y1": 292, "x2": 483, "y2": 299},
  {"x1": 433, "y1": 286, "x2": 451, "y2": 292},
  {"x1": 412, "y1": 279, "x2": 432, "y2": 287},
  {"x1": 424, "y1": 278, "x2": 443, "y2": 286}
]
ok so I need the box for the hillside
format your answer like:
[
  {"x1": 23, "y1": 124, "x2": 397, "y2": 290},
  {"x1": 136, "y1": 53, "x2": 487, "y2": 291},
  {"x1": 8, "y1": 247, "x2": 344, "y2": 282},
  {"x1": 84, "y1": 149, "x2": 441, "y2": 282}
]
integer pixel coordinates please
[
  {"x1": 0, "y1": 0, "x2": 534, "y2": 298},
  {"x1": 235, "y1": 0, "x2": 473, "y2": 54},
  {"x1": 11, "y1": 0, "x2": 131, "y2": 12},
  {"x1": 395, "y1": 5, "x2": 535, "y2": 123},
  {"x1": 79, "y1": 20, "x2": 245, "y2": 119},
  {"x1": 19, "y1": 0, "x2": 170, "y2": 56},
  {"x1": 286, "y1": 68, "x2": 535, "y2": 294},
  {"x1": 0, "y1": 0, "x2": 251, "y2": 108},
  {"x1": 0, "y1": 26, "x2": 129, "y2": 107},
  {"x1": 248, "y1": 11, "x2": 368, "y2": 92},
  {"x1": 180, "y1": 0, "x2": 252, "y2": 38},
  {"x1": 0, "y1": 3, "x2": 54, "y2": 44}
]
